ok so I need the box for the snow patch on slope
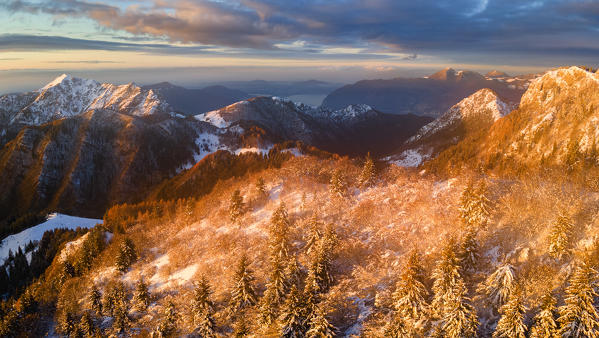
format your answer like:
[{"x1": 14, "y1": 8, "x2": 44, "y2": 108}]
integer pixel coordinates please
[{"x1": 0, "y1": 213, "x2": 102, "y2": 263}]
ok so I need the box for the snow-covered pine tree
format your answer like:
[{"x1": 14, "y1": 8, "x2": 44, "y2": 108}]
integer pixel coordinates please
[
  {"x1": 259, "y1": 204, "x2": 292, "y2": 325},
  {"x1": 458, "y1": 228, "x2": 479, "y2": 274},
  {"x1": 78, "y1": 310, "x2": 95, "y2": 337},
  {"x1": 154, "y1": 301, "x2": 178, "y2": 337},
  {"x1": 256, "y1": 177, "x2": 268, "y2": 199},
  {"x1": 358, "y1": 153, "x2": 376, "y2": 188},
  {"x1": 259, "y1": 256, "x2": 288, "y2": 326},
  {"x1": 471, "y1": 180, "x2": 491, "y2": 229},
  {"x1": 60, "y1": 261, "x2": 75, "y2": 283},
  {"x1": 88, "y1": 285, "x2": 102, "y2": 316},
  {"x1": 459, "y1": 181, "x2": 475, "y2": 227},
  {"x1": 476, "y1": 264, "x2": 516, "y2": 311},
  {"x1": 391, "y1": 250, "x2": 429, "y2": 335},
  {"x1": 431, "y1": 237, "x2": 462, "y2": 319},
  {"x1": 234, "y1": 312, "x2": 251, "y2": 337},
  {"x1": 558, "y1": 262, "x2": 599, "y2": 337},
  {"x1": 279, "y1": 285, "x2": 307, "y2": 338},
  {"x1": 307, "y1": 225, "x2": 336, "y2": 294},
  {"x1": 441, "y1": 277, "x2": 479, "y2": 338},
  {"x1": 133, "y1": 278, "x2": 151, "y2": 312},
  {"x1": 549, "y1": 212, "x2": 574, "y2": 260},
  {"x1": 270, "y1": 203, "x2": 291, "y2": 261},
  {"x1": 57, "y1": 311, "x2": 78, "y2": 337},
  {"x1": 229, "y1": 189, "x2": 246, "y2": 223},
  {"x1": 259, "y1": 289, "x2": 278, "y2": 327},
  {"x1": 306, "y1": 302, "x2": 336, "y2": 338},
  {"x1": 493, "y1": 287, "x2": 527, "y2": 338},
  {"x1": 112, "y1": 298, "x2": 130, "y2": 334},
  {"x1": 230, "y1": 255, "x2": 257, "y2": 311},
  {"x1": 286, "y1": 256, "x2": 303, "y2": 289},
  {"x1": 460, "y1": 179, "x2": 492, "y2": 230},
  {"x1": 329, "y1": 169, "x2": 348, "y2": 199},
  {"x1": 103, "y1": 281, "x2": 127, "y2": 317},
  {"x1": 193, "y1": 276, "x2": 214, "y2": 316},
  {"x1": 304, "y1": 215, "x2": 322, "y2": 255},
  {"x1": 192, "y1": 278, "x2": 216, "y2": 338},
  {"x1": 115, "y1": 237, "x2": 137, "y2": 273},
  {"x1": 529, "y1": 291, "x2": 558, "y2": 338}
]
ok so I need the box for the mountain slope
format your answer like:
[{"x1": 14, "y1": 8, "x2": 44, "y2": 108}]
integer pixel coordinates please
[
  {"x1": 427, "y1": 66, "x2": 599, "y2": 172},
  {"x1": 141, "y1": 82, "x2": 249, "y2": 116},
  {"x1": 197, "y1": 96, "x2": 432, "y2": 156},
  {"x1": 322, "y1": 68, "x2": 529, "y2": 116},
  {"x1": 0, "y1": 110, "x2": 213, "y2": 233},
  {"x1": 389, "y1": 89, "x2": 513, "y2": 166}
]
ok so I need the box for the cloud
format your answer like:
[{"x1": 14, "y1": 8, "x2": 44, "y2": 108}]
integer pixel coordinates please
[
  {"x1": 2, "y1": 0, "x2": 599, "y2": 63},
  {"x1": 0, "y1": 34, "x2": 213, "y2": 54},
  {"x1": 46, "y1": 60, "x2": 122, "y2": 64}
]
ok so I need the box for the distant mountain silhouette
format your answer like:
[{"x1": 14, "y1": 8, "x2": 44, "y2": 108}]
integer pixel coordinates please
[
  {"x1": 142, "y1": 82, "x2": 249, "y2": 115},
  {"x1": 322, "y1": 68, "x2": 531, "y2": 116}
]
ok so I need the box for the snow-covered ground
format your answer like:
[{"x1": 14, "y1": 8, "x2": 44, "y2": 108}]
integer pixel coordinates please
[{"x1": 0, "y1": 213, "x2": 103, "y2": 263}]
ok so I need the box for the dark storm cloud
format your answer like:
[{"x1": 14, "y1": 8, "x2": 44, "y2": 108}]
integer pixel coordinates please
[{"x1": 2, "y1": 0, "x2": 599, "y2": 60}]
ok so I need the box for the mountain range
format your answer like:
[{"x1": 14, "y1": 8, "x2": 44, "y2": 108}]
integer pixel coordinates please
[
  {"x1": 0, "y1": 75, "x2": 431, "y2": 236},
  {"x1": 1, "y1": 66, "x2": 595, "y2": 240},
  {"x1": 322, "y1": 68, "x2": 533, "y2": 116}
]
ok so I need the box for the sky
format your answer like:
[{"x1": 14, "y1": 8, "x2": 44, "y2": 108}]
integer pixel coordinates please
[{"x1": 0, "y1": 0, "x2": 598, "y2": 93}]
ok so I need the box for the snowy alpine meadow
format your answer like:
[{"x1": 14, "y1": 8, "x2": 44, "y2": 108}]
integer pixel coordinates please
[{"x1": 0, "y1": 213, "x2": 103, "y2": 264}]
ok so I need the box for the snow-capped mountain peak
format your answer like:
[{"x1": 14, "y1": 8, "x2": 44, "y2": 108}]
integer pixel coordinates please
[
  {"x1": 3, "y1": 74, "x2": 173, "y2": 127},
  {"x1": 409, "y1": 88, "x2": 511, "y2": 144}
]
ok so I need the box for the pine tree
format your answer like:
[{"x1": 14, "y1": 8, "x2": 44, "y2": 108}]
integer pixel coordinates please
[
  {"x1": 558, "y1": 263, "x2": 599, "y2": 337},
  {"x1": 78, "y1": 311, "x2": 96, "y2": 337},
  {"x1": 57, "y1": 310, "x2": 78, "y2": 337},
  {"x1": 89, "y1": 285, "x2": 103, "y2": 316},
  {"x1": 493, "y1": 287, "x2": 527, "y2": 338},
  {"x1": 256, "y1": 177, "x2": 268, "y2": 199},
  {"x1": 304, "y1": 215, "x2": 322, "y2": 256},
  {"x1": 155, "y1": 300, "x2": 178, "y2": 337},
  {"x1": 471, "y1": 180, "x2": 491, "y2": 228},
  {"x1": 476, "y1": 264, "x2": 516, "y2": 310},
  {"x1": 306, "y1": 302, "x2": 336, "y2": 338},
  {"x1": 259, "y1": 289, "x2": 278, "y2": 327},
  {"x1": 441, "y1": 278, "x2": 479, "y2": 338},
  {"x1": 280, "y1": 285, "x2": 307, "y2": 338},
  {"x1": 229, "y1": 189, "x2": 246, "y2": 222},
  {"x1": 230, "y1": 255, "x2": 257, "y2": 311},
  {"x1": 459, "y1": 181, "x2": 475, "y2": 227},
  {"x1": 358, "y1": 153, "x2": 376, "y2": 188},
  {"x1": 458, "y1": 228, "x2": 479, "y2": 274},
  {"x1": 391, "y1": 250, "x2": 429, "y2": 335},
  {"x1": 60, "y1": 261, "x2": 75, "y2": 283},
  {"x1": 286, "y1": 256, "x2": 303, "y2": 290},
  {"x1": 0, "y1": 267, "x2": 8, "y2": 295},
  {"x1": 103, "y1": 281, "x2": 127, "y2": 317},
  {"x1": 233, "y1": 312, "x2": 250, "y2": 337},
  {"x1": 329, "y1": 169, "x2": 348, "y2": 199},
  {"x1": 384, "y1": 316, "x2": 409, "y2": 338},
  {"x1": 115, "y1": 237, "x2": 137, "y2": 273},
  {"x1": 431, "y1": 238, "x2": 461, "y2": 318},
  {"x1": 133, "y1": 278, "x2": 151, "y2": 312},
  {"x1": 192, "y1": 276, "x2": 215, "y2": 337},
  {"x1": 307, "y1": 225, "x2": 336, "y2": 294},
  {"x1": 460, "y1": 179, "x2": 491, "y2": 229},
  {"x1": 259, "y1": 206, "x2": 292, "y2": 326},
  {"x1": 270, "y1": 203, "x2": 291, "y2": 261},
  {"x1": 112, "y1": 297, "x2": 130, "y2": 334},
  {"x1": 529, "y1": 291, "x2": 558, "y2": 338},
  {"x1": 549, "y1": 213, "x2": 574, "y2": 260}
]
